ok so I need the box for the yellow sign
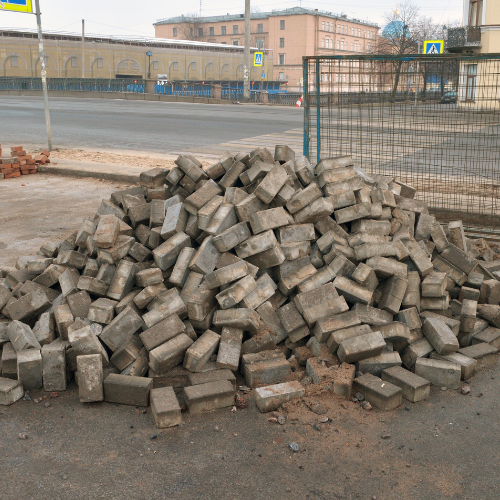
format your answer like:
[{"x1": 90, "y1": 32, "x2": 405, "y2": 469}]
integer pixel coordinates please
[
  {"x1": 254, "y1": 52, "x2": 263, "y2": 67},
  {"x1": 423, "y1": 40, "x2": 444, "y2": 55},
  {"x1": 0, "y1": 0, "x2": 33, "y2": 13}
]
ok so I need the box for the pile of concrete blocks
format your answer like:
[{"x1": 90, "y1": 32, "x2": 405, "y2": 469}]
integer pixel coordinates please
[{"x1": 1, "y1": 145, "x2": 499, "y2": 424}]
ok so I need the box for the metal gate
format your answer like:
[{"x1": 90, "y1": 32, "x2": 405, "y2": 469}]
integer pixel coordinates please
[{"x1": 303, "y1": 54, "x2": 500, "y2": 234}]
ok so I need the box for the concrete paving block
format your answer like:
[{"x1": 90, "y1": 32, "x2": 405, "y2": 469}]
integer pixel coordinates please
[
  {"x1": 104, "y1": 373, "x2": 152, "y2": 406},
  {"x1": 189, "y1": 235, "x2": 221, "y2": 275},
  {"x1": 381, "y1": 366, "x2": 430, "y2": 402},
  {"x1": 0, "y1": 377, "x2": 23, "y2": 405},
  {"x1": 357, "y1": 351, "x2": 402, "y2": 377},
  {"x1": 7, "y1": 320, "x2": 41, "y2": 352},
  {"x1": 5, "y1": 289, "x2": 51, "y2": 323},
  {"x1": 184, "y1": 330, "x2": 220, "y2": 372},
  {"x1": 472, "y1": 326, "x2": 500, "y2": 349},
  {"x1": 140, "y1": 314, "x2": 186, "y2": 352},
  {"x1": 68, "y1": 325, "x2": 109, "y2": 367},
  {"x1": 313, "y1": 310, "x2": 361, "y2": 343},
  {"x1": 429, "y1": 352, "x2": 477, "y2": 380},
  {"x1": 414, "y1": 358, "x2": 461, "y2": 389},
  {"x1": 88, "y1": 298, "x2": 117, "y2": 325},
  {"x1": 242, "y1": 350, "x2": 290, "y2": 387},
  {"x1": 212, "y1": 296, "x2": 262, "y2": 324},
  {"x1": 352, "y1": 373, "x2": 403, "y2": 410},
  {"x1": 149, "y1": 333, "x2": 194, "y2": 374},
  {"x1": 458, "y1": 343, "x2": 499, "y2": 371},
  {"x1": 1, "y1": 343, "x2": 17, "y2": 380},
  {"x1": 333, "y1": 276, "x2": 373, "y2": 305},
  {"x1": 352, "y1": 303, "x2": 394, "y2": 327},
  {"x1": 213, "y1": 222, "x2": 251, "y2": 253},
  {"x1": 183, "y1": 379, "x2": 234, "y2": 414},
  {"x1": 150, "y1": 387, "x2": 182, "y2": 428},
  {"x1": 422, "y1": 317, "x2": 459, "y2": 354},
  {"x1": 93, "y1": 215, "x2": 121, "y2": 249},
  {"x1": 337, "y1": 331, "x2": 385, "y2": 363},
  {"x1": 378, "y1": 274, "x2": 408, "y2": 314},
  {"x1": 241, "y1": 273, "x2": 277, "y2": 310},
  {"x1": 249, "y1": 207, "x2": 292, "y2": 234},
  {"x1": 153, "y1": 232, "x2": 191, "y2": 271},
  {"x1": 109, "y1": 335, "x2": 144, "y2": 371},
  {"x1": 255, "y1": 381, "x2": 305, "y2": 412},
  {"x1": 66, "y1": 291, "x2": 92, "y2": 319},
  {"x1": 17, "y1": 349, "x2": 42, "y2": 390},
  {"x1": 107, "y1": 260, "x2": 138, "y2": 302},
  {"x1": 41, "y1": 342, "x2": 67, "y2": 392},
  {"x1": 422, "y1": 272, "x2": 447, "y2": 298},
  {"x1": 100, "y1": 306, "x2": 143, "y2": 352}
]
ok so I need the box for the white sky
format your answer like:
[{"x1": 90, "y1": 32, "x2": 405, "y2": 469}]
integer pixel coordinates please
[{"x1": 0, "y1": 0, "x2": 463, "y2": 38}]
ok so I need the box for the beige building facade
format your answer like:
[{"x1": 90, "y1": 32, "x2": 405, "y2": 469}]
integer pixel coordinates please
[
  {"x1": 154, "y1": 7, "x2": 379, "y2": 91},
  {"x1": 0, "y1": 30, "x2": 273, "y2": 84},
  {"x1": 447, "y1": 0, "x2": 500, "y2": 108}
]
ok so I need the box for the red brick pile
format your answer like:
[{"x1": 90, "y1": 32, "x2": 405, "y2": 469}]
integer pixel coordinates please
[{"x1": 0, "y1": 145, "x2": 51, "y2": 179}]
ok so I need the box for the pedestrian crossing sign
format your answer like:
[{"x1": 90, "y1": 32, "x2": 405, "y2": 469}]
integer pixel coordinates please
[
  {"x1": 0, "y1": 0, "x2": 33, "y2": 13},
  {"x1": 423, "y1": 40, "x2": 444, "y2": 55},
  {"x1": 254, "y1": 52, "x2": 263, "y2": 67}
]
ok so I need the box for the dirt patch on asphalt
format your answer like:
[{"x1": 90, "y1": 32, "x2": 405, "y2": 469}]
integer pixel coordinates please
[{"x1": 49, "y1": 149, "x2": 212, "y2": 171}]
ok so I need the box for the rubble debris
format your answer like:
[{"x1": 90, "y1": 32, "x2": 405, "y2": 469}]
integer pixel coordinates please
[
  {"x1": 0, "y1": 145, "x2": 50, "y2": 179},
  {"x1": 1, "y1": 144, "x2": 499, "y2": 426}
]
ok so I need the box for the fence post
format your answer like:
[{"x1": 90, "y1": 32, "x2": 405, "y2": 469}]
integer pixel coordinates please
[
  {"x1": 316, "y1": 58, "x2": 321, "y2": 162},
  {"x1": 303, "y1": 57, "x2": 310, "y2": 160}
]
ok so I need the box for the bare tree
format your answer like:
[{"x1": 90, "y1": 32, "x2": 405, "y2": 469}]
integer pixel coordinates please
[
  {"x1": 178, "y1": 13, "x2": 206, "y2": 41},
  {"x1": 378, "y1": 1, "x2": 420, "y2": 101}
]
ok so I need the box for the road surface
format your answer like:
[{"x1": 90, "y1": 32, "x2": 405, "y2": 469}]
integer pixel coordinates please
[{"x1": 0, "y1": 96, "x2": 303, "y2": 156}]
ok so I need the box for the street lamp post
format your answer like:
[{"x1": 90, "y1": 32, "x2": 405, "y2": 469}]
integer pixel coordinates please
[{"x1": 146, "y1": 51, "x2": 152, "y2": 79}]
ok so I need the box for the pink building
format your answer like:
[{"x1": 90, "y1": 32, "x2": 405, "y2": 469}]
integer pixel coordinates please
[{"x1": 154, "y1": 7, "x2": 379, "y2": 91}]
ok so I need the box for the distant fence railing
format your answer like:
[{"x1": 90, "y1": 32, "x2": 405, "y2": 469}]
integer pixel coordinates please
[
  {"x1": 0, "y1": 77, "x2": 145, "y2": 93},
  {"x1": 0, "y1": 77, "x2": 300, "y2": 105}
]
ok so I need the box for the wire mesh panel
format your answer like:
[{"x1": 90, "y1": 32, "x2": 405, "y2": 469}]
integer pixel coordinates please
[{"x1": 303, "y1": 54, "x2": 500, "y2": 234}]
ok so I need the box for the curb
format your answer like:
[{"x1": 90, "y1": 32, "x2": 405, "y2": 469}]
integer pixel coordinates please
[{"x1": 38, "y1": 165, "x2": 140, "y2": 184}]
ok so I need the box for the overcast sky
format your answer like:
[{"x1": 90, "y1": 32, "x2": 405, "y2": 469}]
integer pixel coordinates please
[{"x1": 0, "y1": 0, "x2": 463, "y2": 38}]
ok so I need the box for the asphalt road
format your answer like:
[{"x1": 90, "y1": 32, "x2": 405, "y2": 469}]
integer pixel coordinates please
[{"x1": 0, "y1": 96, "x2": 303, "y2": 154}]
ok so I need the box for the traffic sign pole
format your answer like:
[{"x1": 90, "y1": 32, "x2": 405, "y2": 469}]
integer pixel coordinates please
[{"x1": 34, "y1": 0, "x2": 53, "y2": 151}]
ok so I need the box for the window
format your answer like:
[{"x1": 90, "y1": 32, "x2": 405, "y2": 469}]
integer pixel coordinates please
[
  {"x1": 152, "y1": 61, "x2": 159, "y2": 70},
  {"x1": 173, "y1": 62, "x2": 178, "y2": 71},
  {"x1": 190, "y1": 62, "x2": 196, "y2": 70},
  {"x1": 326, "y1": 22, "x2": 330, "y2": 31},
  {"x1": 351, "y1": 42, "x2": 354, "y2": 50},
  {"x1": 322, "y1": 21, "x2": 325, "y2": 30},
  {"x1": 469, "y1": 0, "x2": 483, "y2": 27},
  {"x1": 71, "y1": 57, "x2": 78, "y2": 67},
  {"x1": 221, "y1": 41, "x2": 226, "y2": 44},
  {"x1": 337, "y1": 40, "x2": 340, "y2": 49},
  {"x1": 257, "y1": 39, "x2": 264, "y2": 49},
  {"x1": 321, "y1": 38, "x2": 325, "y2": 48},
  {"x1": 207, "y1": 63, "x2": 213, "y2": 71},
  {"x1": 337, "y1": 24, "x2": 340, "y2": 33},
  {"x1": 97, "y1": 58, "x2": 103, "y2": 68},
  {"x1": 198, "y1": 28, "x2": 203, "y2": 37},
  {"x1": 233, "y1": 25, "x2": 238, "y2": 34},
  {"x1": 221, "y1": 26, "x2": 226, "y2": 35},
  {"x1": 279, "y1": 54, "x2": 285, "y2": 65},
  {"x1": 257, "y1": 23, "x2": 263, "y2": 33},
  {"x1": 280, "y1": 20, "x2": 285, "y2": 30},
  {"x1": 232, "y1": 40, "x2": 239, "y2": 46},
  {"x1": 209, "y1": 27, "x2": 214, "y2": 36},
  {"x1": 280, "y1": 38, "x2": 284, "y2": 48},
  {"x1": 330, "y1": 39, "x2": 333, "y2": 49},
  {"x1": 173, "y1": 27, "x2": 177, "y2": 37},
  {"x1": 10, "y1": 56, "x2": 18, "y2": 68},
  {"x1": 190, "y1": 27, "x2": 193, "y2": 36},
  {"x1": 279, "y1": 71, "x2": 284, "y2": 80}
]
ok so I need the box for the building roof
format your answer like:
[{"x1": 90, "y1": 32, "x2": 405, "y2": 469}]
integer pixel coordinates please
[
  {"x1": 155, "y1": 7, "x2": 378, "y2": 28},
  {"x1": 0, "y1": 28, "x2": 264, "y2": 52}
]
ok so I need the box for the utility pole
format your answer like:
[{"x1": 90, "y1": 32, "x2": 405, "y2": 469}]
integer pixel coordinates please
[
  {"x1": 243, "y1": 0, "x2": 250, "y2": 101},
  {"x1": 34, "y1": 0, "x2": 52, "y2": 151},
  {"x1": 82, "y1": 19, "x2": 85, "y2": 79}
]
